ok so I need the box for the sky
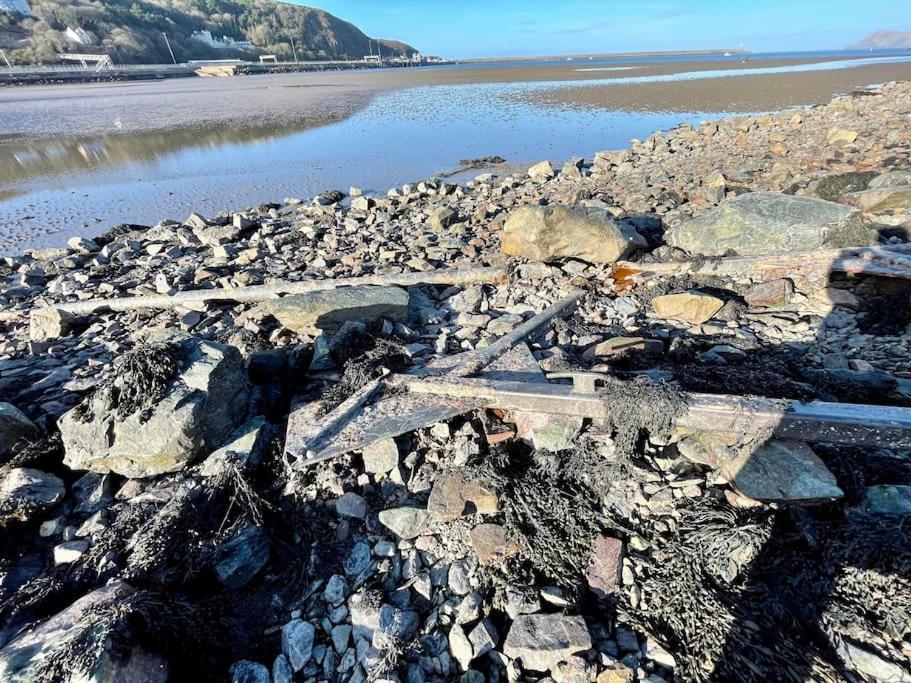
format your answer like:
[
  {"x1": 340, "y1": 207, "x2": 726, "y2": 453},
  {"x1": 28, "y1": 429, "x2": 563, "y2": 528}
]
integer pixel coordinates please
[{"x1": 303, "y1": 0, "x2": 910, "y2": 58}]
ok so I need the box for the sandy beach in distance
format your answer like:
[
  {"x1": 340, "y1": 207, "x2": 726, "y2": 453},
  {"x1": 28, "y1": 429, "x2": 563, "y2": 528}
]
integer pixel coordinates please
[{"x1": 3, "y1": 55, "x2": 910, "y2": 139}]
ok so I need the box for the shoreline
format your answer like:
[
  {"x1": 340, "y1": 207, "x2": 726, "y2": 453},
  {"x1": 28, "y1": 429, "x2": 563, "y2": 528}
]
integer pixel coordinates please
[{"x1": 1, "y1": 78, "x2": 910, "y2": 682}]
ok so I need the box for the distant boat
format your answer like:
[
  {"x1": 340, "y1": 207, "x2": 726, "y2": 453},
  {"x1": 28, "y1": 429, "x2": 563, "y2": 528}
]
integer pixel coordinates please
[{"x1": 724, "y1": 51, "x2": 732, "y2": 56}]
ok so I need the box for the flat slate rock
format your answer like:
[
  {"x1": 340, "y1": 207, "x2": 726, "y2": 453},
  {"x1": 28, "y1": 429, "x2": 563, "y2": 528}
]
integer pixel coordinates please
[
  {"x1": 665, "y1": 192, "x2": 877, "y2": 256},
  {"x1": 503, "y1": 613, "x2": 592, "y2": 672}
]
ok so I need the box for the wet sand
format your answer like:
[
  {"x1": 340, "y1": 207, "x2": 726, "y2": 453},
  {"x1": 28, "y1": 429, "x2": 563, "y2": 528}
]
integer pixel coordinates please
[
  {"x1": 2, "y1": 55, "x2": 909, "y2": 140},
  {"x1": 524, "y1": 61, "x2": 911, "y2": 113}
]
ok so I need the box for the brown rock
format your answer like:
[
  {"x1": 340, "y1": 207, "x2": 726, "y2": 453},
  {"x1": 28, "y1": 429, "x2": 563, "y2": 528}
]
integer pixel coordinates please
[
  {"x1": 651, "y1": 291, "x2": 724, "y2": 325},
  {"x1": 586, "y1": 535, "x2": 624, "y2": 599},
  {"x1": 469, "y1": 523, "x2": 518, "y2": 565},
  {"x1": 584, "y1": 336, "x2": 663, "y2": 358},
  {"x1": 744, "y1": 279, "x2": 794, "y2": 309},
  {"x1": 502, "y1": 205, "x2": 646, "y2": 265},
  {"x1": 427, "y1": 471, "x2": 499, "y2": 522}
]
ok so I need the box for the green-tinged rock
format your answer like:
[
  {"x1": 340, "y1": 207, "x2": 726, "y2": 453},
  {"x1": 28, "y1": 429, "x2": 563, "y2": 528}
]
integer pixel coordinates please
[
  {"x1": 502, "y1": 205, "x2": 647, "y2": 264},
  {"x1": 731, "y1": 440, "x2": 843, "y2": 503},
  {"x1": 266, "y1": 286, "x2": 410, "y2": 336},
  {"x1": 868, "y1": 170, "x2": 911, "y2": 189},
  {"x1": 665, "y1": 192, "x2": 877, "y2": 256},
  {"x1": 812, "y1": 171, "x2": 878, "y2": 202},
  {"x1": 862, "y1": 485, "x2": 911, "y2": 515},
  {"x1": 59, "y1": 338, "x2": 249, "y2": 479},
  {"x1": 378, "y1": 507, "x2": 430, "y2": 539}
]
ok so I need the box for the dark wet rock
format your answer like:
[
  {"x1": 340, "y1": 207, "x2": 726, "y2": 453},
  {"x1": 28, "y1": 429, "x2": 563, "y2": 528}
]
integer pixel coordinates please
[
  {"x1": 0, "y1": 582, "x2": 169, "y2": 683},
  {"x1": 731, "y1": 440, "x2": 843, "y2": 503},
  {"x1": 503, "y1": 614, "x2": 592, "y2": 672},
  {"x1": 502, "y1": 205, "x2": 647, "y2": 264},
  {"x1": 811, "y1": 171, "x2": 878, "y2": 202},
  {"x1": 0, "y1": 402, "x2": 39, "y2": 461},
  {"x1": 665, "y1": 192, "x2": 877, "y2": 256},
  {"x1": 215, "y1": 524, "x2": 270, "y2": 590}
]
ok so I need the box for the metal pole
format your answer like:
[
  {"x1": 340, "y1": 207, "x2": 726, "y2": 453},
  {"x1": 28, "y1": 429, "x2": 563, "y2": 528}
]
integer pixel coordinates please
[
  {"x1": 0, "y1": 49, "x2": 12, "y2": 70},
  {"x1": 451, "y1": 290, "x2": 586, "y2": 378},
  {"x1": 289, "y1": 36, "x2": 299, "y2": 63},
  {"x1": 162, "y1": 32, "x2": 177, "y2": 65}
]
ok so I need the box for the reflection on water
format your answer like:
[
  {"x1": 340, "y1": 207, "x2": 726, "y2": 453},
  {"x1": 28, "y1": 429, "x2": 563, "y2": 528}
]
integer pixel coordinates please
[{"x1": 0, "y1": 121, "x2": 341, "y2": 186}]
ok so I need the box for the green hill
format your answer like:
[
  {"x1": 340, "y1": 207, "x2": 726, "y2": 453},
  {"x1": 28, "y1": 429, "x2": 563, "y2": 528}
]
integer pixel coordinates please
[{"x1": 0, "y1": 0, "x2": 418, "y2": 65}]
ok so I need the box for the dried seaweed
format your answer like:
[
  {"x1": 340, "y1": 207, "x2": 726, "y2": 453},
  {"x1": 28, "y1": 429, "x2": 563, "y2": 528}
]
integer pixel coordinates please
[{"x1": 73, "y1": 342, "x2": 183, "y2": 423}]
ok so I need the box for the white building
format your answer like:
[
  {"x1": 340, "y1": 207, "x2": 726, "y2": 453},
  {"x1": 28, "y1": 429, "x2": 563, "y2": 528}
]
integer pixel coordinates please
[
  {"x1": 190, "y1": 30, "x2": 254, "y2": 51},
  {"x1": 0, "y1": 0, "x2": 33, "y2": 15}
]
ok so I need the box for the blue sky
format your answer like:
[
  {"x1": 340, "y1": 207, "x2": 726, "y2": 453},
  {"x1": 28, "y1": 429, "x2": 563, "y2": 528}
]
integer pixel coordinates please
[{"x1": 303, "y1": 0, "x2": 910, "y2": 58}]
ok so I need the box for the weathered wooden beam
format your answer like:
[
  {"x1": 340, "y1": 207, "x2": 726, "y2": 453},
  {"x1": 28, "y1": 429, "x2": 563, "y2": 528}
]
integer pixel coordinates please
[
  {"x1": 29, "y1": 266, "x2": 507, "y2": 339},
  {"x1": 396, "y1": 375, "x2": 911, "y2": 449},
  {"x1": 612, "y1": 244, "x2": 911, "y2": 290}
]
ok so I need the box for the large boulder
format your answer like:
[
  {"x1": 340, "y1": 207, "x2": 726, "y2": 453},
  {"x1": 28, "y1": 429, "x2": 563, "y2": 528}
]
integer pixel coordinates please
[
  {"x1": 59, "y1": 337, "x2": 249, "y2": 478},
  {"x1": 665, "y1": 192, "x2": 878, "y2": 256},
  {"x1": 264, "y1": 286, "x2": 410, "y2": 336},
  {"x1": 0, "y1": 403, "x2": 39, "y2": 462},
  {"x1": 841, "y1": 186, "x2": 911, "y2": 214},
  {"x1": 502, "y1": 205, "x2": 647, "y2": 264},
  {"x1": 0, "y1": 582, "x2": 169, "y2": 683}
]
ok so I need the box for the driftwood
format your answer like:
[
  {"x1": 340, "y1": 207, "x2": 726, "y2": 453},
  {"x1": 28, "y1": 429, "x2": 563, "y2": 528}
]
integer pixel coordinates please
[
  {"x1": 612, "y1": 244, "x2": 911, "y2": 291},
  {"x1": 29, "y1": 266, "x2": 507, "y2": 340}
]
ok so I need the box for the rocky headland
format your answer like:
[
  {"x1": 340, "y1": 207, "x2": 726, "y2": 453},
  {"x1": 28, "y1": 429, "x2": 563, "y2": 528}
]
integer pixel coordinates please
[{"x1": 1, "y1": 81, "x2": 911, "y2": 682}]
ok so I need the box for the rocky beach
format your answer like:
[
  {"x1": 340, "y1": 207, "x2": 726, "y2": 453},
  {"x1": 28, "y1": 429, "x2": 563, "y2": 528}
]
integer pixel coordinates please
[{"x1": 1, "y1": 75, "x2": 911, "y2": 683}]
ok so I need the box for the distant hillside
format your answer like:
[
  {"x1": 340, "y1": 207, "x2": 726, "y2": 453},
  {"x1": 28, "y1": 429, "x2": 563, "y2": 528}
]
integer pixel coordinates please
[
  {"x1": 0, "y1": 0, "x2": 417, "y2": 65},
  {"x1": 850, "y1": 30, "x2": 911, "y2": 49}
]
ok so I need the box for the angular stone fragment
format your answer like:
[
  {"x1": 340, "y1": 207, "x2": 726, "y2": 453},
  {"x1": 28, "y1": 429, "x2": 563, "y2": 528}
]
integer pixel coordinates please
[
  {"x1": 731, "y1": 440, "x2": 843, "y2": 503},
  {"x1": 514, "y1": 412, "x2": 583, "y2": 452},
  {"x1": 502, "y1": 205, "x2": 647, "y2": 264},
  {"x1": 265, "y1": 286, "x2": 410, "y2": 336},
  {"x1": 429, "y1": 206, "x2": 457, "y2": 232},
  {"x1": 812, "y1": 171, "x2": 878, "y2": 202},
  {"x1": 586, "y1": 535, "x2": 624, "y2": 599},
  {"x1": 281, "y1": 619, "x2": 315, "y2": 672},
  {"x1": 527, "y1": 160, "x2": 555, "y2": 180},
  {"x1": 651, "y1": 291, "x2": 724, "y2": 325},
  {"x1": 215, "y1": 525, "x2": 270, "y2": 590},
  {"x1": 427, "y1": 471, "x2": 499, "y2": 522},
  {"x1": 744, "y1": 279, "x2": 794, "y2": 309},
  {"x1": 59, "y1": 337, "x2": 249, "y2": 478},
  {"x1": 0, "y1": 403, "x2": 39, "y2": 461},
  {"x1": 503, "y1": 614, "x2": 593, "y2": 672},
  {"x1": 231, "y1": 661, "x2": 271, "y2": 683},
  {"x1": 449, "y1": 624, "x2": 473, "y2": 671},
  {"x1": 378, "y1": 507, "x2": 430, "y2": 539},
  {"x1": 826, "y1": 128, "x2": 858, "y2": 146},
  {"x1": 468, "y1": 619, "x2": 498, "y2": 660},
  {"x1": 361, "y1": 438, "x2": 400, "y2": 474},
  {"x1": 29, "y1": 307, "x2": 76, "y2": 341},
  {"x1": 585, "y1": 337, "x2": 663, "y2": 358},
  {"x1": 336, "y1": 492, "x2": 368, "y2": 519},
  {"x1": 665, "y1": 192, "x2": 876, "y2": 257}
]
